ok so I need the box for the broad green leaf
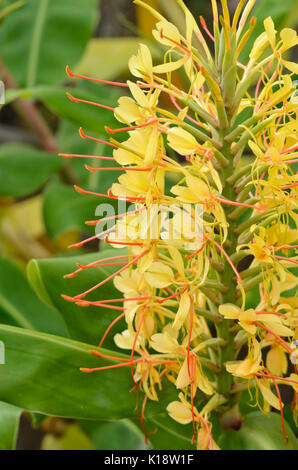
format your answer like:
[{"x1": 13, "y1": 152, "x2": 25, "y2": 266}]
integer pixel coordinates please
[
  {"x1": 0, "y1": 325, "x2": 176, "y2": 420},
  {"x1": 0, "y1": 144, "x2": 61, "y2": 198},
  {"x1": 43, "y1": 182, "x2": 103, "y2": 239},
  {"x1": 76, "y1": 37, "x2": 161, "y2": 80},
  {"x1": 146, "y1": 414, "x2": 194, "y2": 450},
  {"x1": 57, "y1": 121, "x2": 97, "y2": 185},
  {"x1": 0, "y1": 0, "x2": 99, "y2": 87},
  {"x1": 0, "y1": 401, "x2": 22, "y2": 450},
  {"x1": 80, "y1": 419, "x2": 147, "y2": 450},
  {"x1": 6, "y1": 86, "x2": 118, "y2": 134},
  {"x1": 27, "y1": 249, "x2": 128, "y2": 347},
  {"x1": 219, "y1": 411, "x2": 298, "y2": 450},
  {"x1": 0, "y1": 258, "x2": 66, "y2": 336}
]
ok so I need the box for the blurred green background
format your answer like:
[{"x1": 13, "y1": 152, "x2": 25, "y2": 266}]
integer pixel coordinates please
[{"x1": 0, "y1": 0, "x2": 297, "y2": 450}]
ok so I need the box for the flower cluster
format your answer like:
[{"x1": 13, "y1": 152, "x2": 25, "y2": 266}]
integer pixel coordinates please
[{"x1": 62, "y1": 0, "x2": 298, "y2": 449}]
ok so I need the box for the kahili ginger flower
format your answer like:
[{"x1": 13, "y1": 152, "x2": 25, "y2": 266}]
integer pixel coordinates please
[{"x1": 61, "y1": 0, "x2": 298, "y2": 449}]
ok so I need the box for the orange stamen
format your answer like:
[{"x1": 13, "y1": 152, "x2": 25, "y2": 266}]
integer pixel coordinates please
[
  {"x1": 73, "y1": 249, "x2": 149, "y2": 300},
  {"x1": 105, "y1": 119, "x2": 157, "y2": 134},
  {"x1": 98, "y1": 312, "x2": 126, "y2": 348},
  {"x1": 85, "y1": 164, "x2": 153, "y2": 172},
  {"x1": 79, "y1": 127, "x2": 117, "y2": 147},
  {"x1": 199, "y1": 16, "x2": 214, "y2": 41},
  {"x1": 66, "y1": 65, "x2": 148, "y2": 88},
  {"x1": 59, "y1": 153, "x2": 114, "y2": 160},
  {"x1": 67, "y1": 92, "x2": 115, "y2": 111},
  {"x1": 130, "y1": 313, "x2": 145, "y2": 385}
]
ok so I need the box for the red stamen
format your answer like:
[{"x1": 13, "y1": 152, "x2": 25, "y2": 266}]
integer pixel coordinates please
[
  {"x1": 215, "y1": 196, "x2": 263, "y2": 212},
  {"x1": 67, "y1": 92, "x2": 115, "y2": 111},
  {"x1": 65, "y1": 255, "x2": 130, "y2": 278},
  {"x1": 81, "y1": 359, "x2": 140, "y2": 373},
  {"x1": 160, "y1": 30, "x2": 191, "y2": 56},
  {"x1": 255, "y1": 63, "x2": 272, "y2": 101},
  {"x1": 68, "y1": 226, "x2": 114, "y2": 249},
  {"x1": 254, "y1": 321, "x2": 293, "y2": 354},
  {"x1": 130, "y1": 313, "x2": 145, "y2": 385},
  {"x1": 66, "y1": 65, "x2": 149, "y2": 88},
  {"x1": 199, "y1": 16, "x2": 215, "y2": 41},
  {"x1": 279, "y1": 183, "x2": 298, "y2": 190},
  {"x1": 73, "y1": 249, "x2": 149, "y2": 299},
  {"x1": 105, "y1": 236, "x2": 145, "y2": 246},
  {"x1": 274, "y1": 255, "x2": 298, "y2": 265},
  {"x1": 59, "y1": 152, "x2": 114, "y2": 161},
  {"x1": 273, "y1": 245, "x2": 298, "y2": 251},
  {"x1": 156, "y1": 285, "x2": 188, "y2": 303},
  {"x1": 255, "y1": 372, "x2": 298, "y2": 386},
  {"x1": 79, "y1": 127, "x2": 117, "y2": 147},
  {"x1": 105, "y1": 119, "x2": 157, "y2": 134},
  {"x1": 74, "y1": 185, "x2": 145, "y2": 202},
  {"x1": 98, "y1": 312, "x2": 125, "y2": 348},
  {"x1": 77, "y1": 301, "x2": 124, "y2": 311},
  {"x1": 190, "y1": 353, "x2": 197, "y2": 443},
  {"x1": 281, "y1": 145, "x2": 298, "y2": 154},
  {"x1": 90, "y1": 350, "x2": 129, "y2": 362},
  {"x1": 85, "y1": 207, "x2": 145, "y2": 226},
  {"x1": 79, "y1": 296, "x2": 151, "y2": 306},
  {"x1": 187, "y1": 295, "x2": 194, "y2": 377},
  {"x1": 186, "y1": 243, "x2": 205, "y2": 259},
  {"x1": 205, "y1": 235, "x2": 242, "y2": 283},
  {"x1": 256, "y1": 310, "x2": 286, "y2": 318},
  {"x1": 169, "y1": 94, "x2": 204, "y2": 128},
  {"x1": 85, "y1": 164, "x2": 153, "y2": 172},
  {"x1": 263, "y1": 370, "x2": 288, "y2": 444}
]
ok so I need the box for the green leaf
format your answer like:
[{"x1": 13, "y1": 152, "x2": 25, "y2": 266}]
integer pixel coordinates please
[
  {"x1": 146, "y1": 414, "x2": 194, "y2": 450},
  {"x1": 0, "y1": 0, "x2": 99, "y2": 87},
  {"x1": 27, "y1": 249, "x2": 128, "y2": 347},
  {"x1": 6, "y1": 85, "x2": 118, "y2": 134},
  {"x1": 76, "y1": 37, "x2": 161, "y2": 80},
  {"x1": 0, "y1": 401, "x2": 22, "y2": 450},
  {"x1": 219, "y1": 411, "x2": 298, "y2": 450},
  {"x1": 43, "y1": 182, "x2": 103, "y2": 239},
  {"x1": 0, "y1": 258, "x2": 67, "y2": 336},
  {"x1": 0, "y1": 324, "x2": 175, "y2": 420},
  {"x1": 0, "y1": 144, "x2": 62, "y2": 198},
  {"x1": 80, "y1": 419, "x2": 147, "y2": 450}
]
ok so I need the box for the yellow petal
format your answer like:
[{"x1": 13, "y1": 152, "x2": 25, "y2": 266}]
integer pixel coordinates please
[
  {"x1": 114, "y1": 329, "x2": 137, "y2": 349},
  {"x1": 219, "y1": 303, "x2": 240, "y2": 319},
  {"x1": 266, "y1": 347, "x2": 288, "y2": 376},
  {"x1": 167, "y1": 401, "x2": 193, "y2": 424},
  {"x1": 144, "y1": 262, "x2": 174, "y2": 288},
  {"x1": 282, "y1": 60, "x2": 298, "y2": 74},
  {"x1": 127, "y1": 80, "x2": 149, "y2": 108},
  {"x1": 264, "y1": 17, "x2": 276, "y2": 49},
  {"x1": 167, "y1": 127, "x2": 198, "y2": 155},
  {"x1": 280, "y1": 28, "x2": 298, "y2": 50},
  {"x1": 258, "y1": 379, "x2": 281, "y2": 410},
  {"x1": 173, "y1": 292, "x2": 190, "y2": 331},
  {"x1": 152, "y1": 20, "x2": 181, "y2": 47},
  {"x1": 150, "y1": 332, "x2": 179, "y2": 353},
  {"x1": 153, "y1": 56, "x2": 187, "y2": 73},
  {"x1": 175, "y1": 358, "x2": 191, "y2": 389},
  {"x1": 144, "y1": 125, "x2": 159, "y2": 165},
  {"x1": 114, "y1": 96, "x2": 141, "y2": 124}
]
